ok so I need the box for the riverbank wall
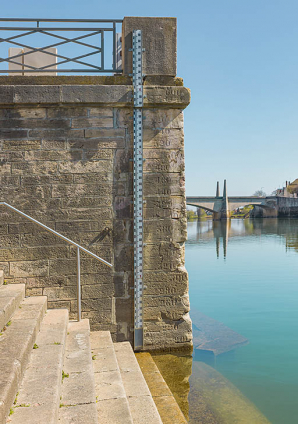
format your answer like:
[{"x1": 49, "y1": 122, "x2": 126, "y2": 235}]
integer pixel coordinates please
[{"x1": 0, "y1": 17, "x2": 192, "y2": 352}]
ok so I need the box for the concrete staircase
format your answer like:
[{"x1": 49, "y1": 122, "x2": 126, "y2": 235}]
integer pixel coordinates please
[{"x1": 0, "y1": 273, "x2": 167, "y2": 424}]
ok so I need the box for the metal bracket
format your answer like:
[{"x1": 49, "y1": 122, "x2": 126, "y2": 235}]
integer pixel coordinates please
[{"x1": 132, "y1": 29, "x2": 144, "y2": 351}]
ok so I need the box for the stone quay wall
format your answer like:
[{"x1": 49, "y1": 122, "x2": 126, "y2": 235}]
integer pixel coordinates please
[{"x1": 0, "y1": 17, "x2": 192, "y2": 352}]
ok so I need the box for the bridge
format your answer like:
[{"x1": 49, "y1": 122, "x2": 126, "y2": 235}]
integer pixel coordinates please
[{"x1": 186, "y1": 180, "x2": 277, "y2": 220}]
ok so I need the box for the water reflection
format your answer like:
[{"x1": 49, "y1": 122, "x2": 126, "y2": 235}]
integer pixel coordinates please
[
  {"x1": 189, "y1": 218, "x2": 298, "y2": 258},
  {"x1": 186, "y1": 218, "x2": 298, "y2": 424}
]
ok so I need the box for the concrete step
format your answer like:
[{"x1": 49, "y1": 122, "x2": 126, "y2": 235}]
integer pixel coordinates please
[
  {"x1": 58, "y1": 319, "x2": 98, "y2": 424},
  {"x1": 8, "y1": 309, "x2": 69, "y2": 424},
  {"x1": 136, "y1": 353, "x2": 188, "y2": 424},
  {"x1": 0, "y1": 270, "x2": 3, "y2": 286},
  {"x1": 0, "y1": 284, "x2": 25, "y2": 333},
  {"x1": 114, "y1": 342, "x2": 163, "y2": 424},
  {"x1": 0, "y1": 296, "x2": 47, "y2": 423},
  {"x1": 90, "y1": 331, "x2": 133, "y2": 424}
]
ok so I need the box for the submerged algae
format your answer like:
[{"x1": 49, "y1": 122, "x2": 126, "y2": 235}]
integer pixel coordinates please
[
  {"x1": 152, "y1": 352, "x2": 271, "y2": 424},
  {"x1": 189, "y1": 362, "x2": 271, "y2": 424}
]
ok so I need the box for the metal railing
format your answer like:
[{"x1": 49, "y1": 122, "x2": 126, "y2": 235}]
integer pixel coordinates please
[
  {"x1": 0, "y1": 202, "x2": 113, "y2": 321},
  {"x1": 0, "y1": 18, "x2": 123, "y2": 74}
]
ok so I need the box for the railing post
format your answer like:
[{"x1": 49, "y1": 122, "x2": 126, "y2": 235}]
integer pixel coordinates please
[{"x1": 77, "y1": 247, "x2": 81, "y2": 321}]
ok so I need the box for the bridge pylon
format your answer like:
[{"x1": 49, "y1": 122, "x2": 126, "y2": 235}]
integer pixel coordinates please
[{"x1": 213, "y1": 179, "x2": 230, "y2": 220}]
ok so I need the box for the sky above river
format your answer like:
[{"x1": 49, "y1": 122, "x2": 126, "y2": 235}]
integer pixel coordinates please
[{"x1": 2, "y1": 1, "x2": 298, "y2": 196}]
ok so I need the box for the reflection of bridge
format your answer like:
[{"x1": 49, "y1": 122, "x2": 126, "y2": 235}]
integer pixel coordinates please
[
  {"x1": 189, "y1": 218, "x2": 298, "y2": 258},
  {"x1": 186, "y1": 180, "x2": 277, "y2": 220}
]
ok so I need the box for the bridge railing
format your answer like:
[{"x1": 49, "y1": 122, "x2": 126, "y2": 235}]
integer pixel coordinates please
[{"x1": 0, "y1": 18, "x2": 123, "y2": 74}]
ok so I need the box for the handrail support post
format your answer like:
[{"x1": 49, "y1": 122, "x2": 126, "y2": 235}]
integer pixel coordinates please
[{"x1": 77, "y1": 247, "x2": 81, "y2": 322}]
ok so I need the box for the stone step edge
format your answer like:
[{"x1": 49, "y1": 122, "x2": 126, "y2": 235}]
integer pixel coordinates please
[
  {"x1": 0, "y1": 270, "x2": 3, "y2": 286},
  {"x1": 0, "y1": 296, "x2": 47, "y2": 423},
  {"x1": 8, "y1": 309, "x2": 69, "y2": 424},
  {"x1": 59, "y1": 319, "x2": 98, "y2": 424},
  {"x1": 114, "y1": 342, "x2": 163, "y2": 424},
  {"x1": 0, "y1": 284, "x2": 25, "y2": 332},
  {"x1": 90, "y1": 331, "x2": 133, "y2": 424},
  {"x1": 136, "y1": 352, "x2": 188, "y2": 424}
]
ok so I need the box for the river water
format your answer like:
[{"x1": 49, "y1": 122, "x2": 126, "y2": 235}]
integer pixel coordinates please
[{"x1": 185, "y1": 218, "x2": 298, "y2": 424}]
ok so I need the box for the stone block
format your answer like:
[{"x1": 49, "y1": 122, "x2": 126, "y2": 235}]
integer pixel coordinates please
[
  {"x1": 0, "y1": 108, "x2": 47, "y2": 119},
  {"x1": 143, "y1": 86, "x2": 190, "y2": 108},
  {"x1": 24, "y1": 150, "x2": 81, "y2": 161},
  {"x1": 0, "y1": 118, "x2": 70, "y2": 129},
  {"x1": 88, "y1": 107, "x2": 113, "y2": 117},
  {"x1": 51, "y1": 183, "x2": 112, "y2": 198},
  {"x1": 28, "y1": 128, "x2": 84, "y2": 140},
  {"x1": 144, "y1": 197, "x2": 186, "y2": 219},
  {"x1": 61, "y1": 196, "x2": 112, "y2": 209},
  {"x1": 14, "y1": 85, "x2": 61, "y2": 104},
  {"x1": 10, "y1": 260, "x2": 49, "y2": 277},
  {"x1": 143, "y1": 269, "x2": 188, "y2": 296},
  {"x1": 58, "y1": 160, "x2": 112, "y2": 174},
  {"x1": 0, "y1": 151, "x2": 25, "y2": 162},
  {"x1": 122, "y1": 17, "x2": 177, "y2": 76},
  {"x1": 115, "y1": 297, "x2": 133, "y2": 324},
  {"x1": 84, "y1": 128, "x2": 125, "y2": 138},
  {"x1": 71, "y1": 117, "x2": 113, "y2": 128},
  {"x1": 143, "y1": 294, "x2": 190, "y2": 321},
  {"x1": 143, "y1": 128, "x2": 184, "y2": 149},
  {"x1": 144, "y1": 173, "x2": 185, "y2": 197},
  {"x1": 82, "y1": 284, "x2": 114, "y2": 299},
  {"x1": 144, "y1": 242, "x2": 184, "y2": 272},
  {"x1": 61, "y1": 85, "x2": 132, "y2": 105},
  {"x1": 144, "y1": 219, "x2": 187, "y2": 243},
  {"x1": 0, "y1": 129, "x2": 29, "y2": 140},
  {"x1": 0, "y1": 86, "x2": 14, "y2": 103},
  {"x1": 68, "y1": 138, "x2": 125, "y2": 150},
  {"x1": 43, "y1": 286, "x2": 77, "y2": 301},
  {"x1": 47, "y1": 107, "x2": 88, "y2": 118},
  {"x1": 143, "y1": 149, "x2": 184, "y2": 173},
  {"x1": 0, "y1": 163, "x2": 11, "y2": 175},
  {"x1": 143, "y1": 109, "x2": 183, "y2": 130},
  {"x1": 11, "y1": 161, "x2": 58, "y2": 175}
]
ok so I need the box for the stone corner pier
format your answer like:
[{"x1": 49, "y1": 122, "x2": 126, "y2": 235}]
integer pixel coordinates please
[{"x1": 0, "y1": 16, "x2": 192, "y2": 353}]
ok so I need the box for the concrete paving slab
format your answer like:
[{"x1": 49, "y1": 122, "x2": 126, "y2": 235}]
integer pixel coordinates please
[
  {"x1": 0, "y1": 296, "x2": 47, "y2": 422},
  {"x1": 96, "y1": 398, "x2": 133, "y2": 424},
  {"x1": 90, "y1": 330, "x2": 113, "y2": 349},
  {"x1": 90, "y1": 331, "x2": 133, "y2": 423},
  {"x1": 128, "y1": 395, "x2": 163, "y2": 424},
  {"x1": 91, "y1": 346, "x2": 118, "y2": 373},
  {"x1": 114, "y1": 342, "x2": 163, "y2": 424},
  {"x1": 59, "y1": 319, "x2": 97, "y2": 423},
  {"x1": 9, "y1": 309, "x2": 68, "y2": 424},
  {"x1": 58, "y1": 403, "x2": 98, "y2": 424},
  {"x1": 94, "y1": 370, "x2": 126, "y2": 401},
  {"x1": 0, "y1": 284, "x2": 25, "y2": 331}
]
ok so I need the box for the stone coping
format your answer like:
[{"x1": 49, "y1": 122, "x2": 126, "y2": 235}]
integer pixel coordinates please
[
  {"x1": 0, "y1": 75, "x2": 184, "y2": 86},
  {"x1": 0, "y1": 84, "x2": 190, "y2": 108}
]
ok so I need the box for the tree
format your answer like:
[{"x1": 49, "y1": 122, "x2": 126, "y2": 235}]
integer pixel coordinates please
[{"x1": 253, "y1": 189, "x2": 267, "y2": 197}]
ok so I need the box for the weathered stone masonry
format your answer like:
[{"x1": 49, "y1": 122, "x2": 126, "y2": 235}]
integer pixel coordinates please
[{"x1": 0, "y1": 17, "x2": 192, "y2": 352}]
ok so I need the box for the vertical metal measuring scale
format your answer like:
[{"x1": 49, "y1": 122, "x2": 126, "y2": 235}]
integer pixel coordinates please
[{"x1": 132, "y1": 29, "x2": 144, "y2": 350}]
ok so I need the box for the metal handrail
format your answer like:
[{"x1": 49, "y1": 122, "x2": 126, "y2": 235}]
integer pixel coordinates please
[{"x1": 0, "y1": 202, "x2": 113, "y2": 321}]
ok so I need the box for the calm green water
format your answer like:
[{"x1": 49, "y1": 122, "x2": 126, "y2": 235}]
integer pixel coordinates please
[{"x1": 186, "y1": 219, "x2": 298, "y2": 424}]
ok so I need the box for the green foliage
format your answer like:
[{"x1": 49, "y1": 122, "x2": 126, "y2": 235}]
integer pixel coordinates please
[
  {"x1": 62, "y1": 370, "x2": 69, "y2": 381},
  {"x1": 33, "y1": 343, "x2": 39, "y2": 349}
]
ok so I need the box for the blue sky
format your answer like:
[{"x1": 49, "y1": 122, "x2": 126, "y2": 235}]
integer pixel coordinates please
[{"x1": 2, "y1": 1, "x2": 298, "y2": 195}]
